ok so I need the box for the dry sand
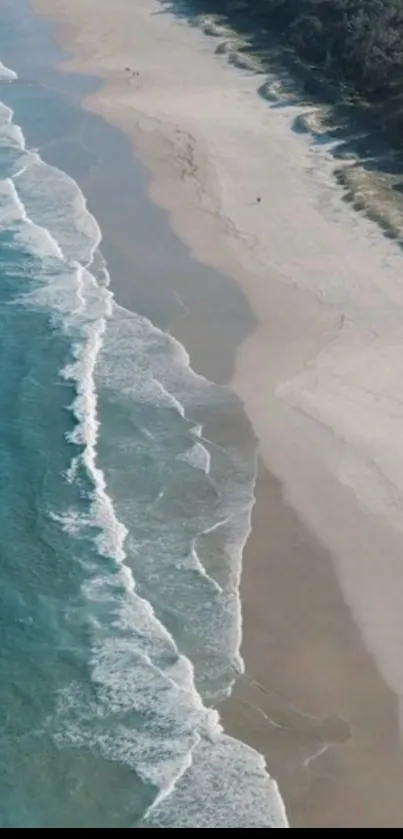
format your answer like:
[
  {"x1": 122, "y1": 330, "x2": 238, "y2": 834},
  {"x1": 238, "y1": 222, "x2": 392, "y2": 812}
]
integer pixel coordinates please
[{"x1": 32, "y1": 0, "x2": 403, "y2": 827}]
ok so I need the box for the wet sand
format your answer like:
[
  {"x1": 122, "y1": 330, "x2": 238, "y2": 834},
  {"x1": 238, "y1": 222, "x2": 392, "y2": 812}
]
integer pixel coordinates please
[
  {"x1": 225, "y1": 458, "x2": 403, "y2": 828},
  {"x1": 32, "y1": 0, "x2": 403, "y2": 827}
]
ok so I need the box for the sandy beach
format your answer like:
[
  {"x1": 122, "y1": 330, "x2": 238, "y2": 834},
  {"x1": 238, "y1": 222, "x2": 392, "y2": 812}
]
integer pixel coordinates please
[{"x1": 31, "y1": 0, "x2": 403, "y2": 827}]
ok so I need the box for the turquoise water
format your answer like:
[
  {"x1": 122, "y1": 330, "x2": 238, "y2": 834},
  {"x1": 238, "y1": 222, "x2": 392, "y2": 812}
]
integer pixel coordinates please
[{"x1": 0, "y1": 1, "x2": 287, "y2": 828}]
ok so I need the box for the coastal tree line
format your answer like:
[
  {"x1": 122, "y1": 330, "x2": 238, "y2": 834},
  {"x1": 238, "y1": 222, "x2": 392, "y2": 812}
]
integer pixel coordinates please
[
  {"x1": 250, "y1": 1, "x2": 403, "y2": 97},
  {"x1": 194, "y1": 0, "x2": 403, "y2": 143}
]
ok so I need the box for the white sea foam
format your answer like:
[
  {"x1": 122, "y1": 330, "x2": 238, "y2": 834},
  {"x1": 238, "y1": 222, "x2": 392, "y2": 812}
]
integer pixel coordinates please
[
  {"x1": 0, "y1": 177, "x2": 63, "y2": 258},
  {"x1": 0, "y1": 101, "x2": 25, "y2": 148},
  {"x1": 0, "y1": 94, "x2": 282, "y2": 825},
  {"x1": 177, "y1": 438, "x2": 211, "y2": 473},
  {"x1": 143, "y1": 733, "x2": 288, "y2": 828},
  {"x1": 6, "y1": 124, "x2": 221, "y2": 804},
  {"x1": 0, "y1": 59, "x2": 17, "y2": 81},
  {"x1": 63, "y1": 327, "x2": 130, "y2": 564},
  {"x1": 51, "y1": 658, "x2": 287, "y2": 827},
  {"x1": 14, "y1": 154, "x2": 101, "y2": 266},
  {"x1": 92, "y1": 305, "x2": 255, "y2": 707}
]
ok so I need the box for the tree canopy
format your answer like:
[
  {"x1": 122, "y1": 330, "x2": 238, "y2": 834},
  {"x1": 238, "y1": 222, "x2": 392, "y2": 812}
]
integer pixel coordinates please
[
  {"x1": 193, "y1": 0, "x2": 403, "y2": 145},
  {"x1": 250, "y1": 1, "x2": 403, "y2": 100}
]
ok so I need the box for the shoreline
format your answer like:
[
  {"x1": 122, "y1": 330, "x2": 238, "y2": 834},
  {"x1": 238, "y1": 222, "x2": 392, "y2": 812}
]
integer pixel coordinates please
[
  {"x1": 224, "y1": 457, "x2": 403, "y2": 827},
  {"x1": 29, "y1": 0, "x2": 403, "y2": 827}
]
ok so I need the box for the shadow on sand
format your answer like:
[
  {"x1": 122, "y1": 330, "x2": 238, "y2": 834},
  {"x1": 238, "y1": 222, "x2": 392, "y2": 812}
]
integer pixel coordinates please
[{"x1": 158, "y1": 0, "x2": 403, "y2": 249}]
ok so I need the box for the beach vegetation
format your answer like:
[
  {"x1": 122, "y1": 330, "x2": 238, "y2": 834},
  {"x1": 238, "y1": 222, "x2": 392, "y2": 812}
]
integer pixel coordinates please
[{"x1": 204, "y1": 0, "x2": 403, "y2": 144}]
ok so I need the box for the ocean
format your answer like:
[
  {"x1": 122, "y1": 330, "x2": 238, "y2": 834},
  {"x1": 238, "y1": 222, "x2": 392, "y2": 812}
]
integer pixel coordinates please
[{"x1": 0, "y1": 0, "x2": 287, "y2": 828}]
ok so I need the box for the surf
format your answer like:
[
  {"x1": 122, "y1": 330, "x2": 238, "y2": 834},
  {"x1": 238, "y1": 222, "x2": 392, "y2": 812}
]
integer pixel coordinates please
[{"x1": 0, "y1": 57, "x2": 287, "y2": 827}]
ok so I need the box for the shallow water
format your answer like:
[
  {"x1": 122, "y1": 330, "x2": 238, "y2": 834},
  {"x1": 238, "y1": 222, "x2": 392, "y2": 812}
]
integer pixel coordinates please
[{"x1": 0, "y1": 0, "x2": 287, "y2": 828}]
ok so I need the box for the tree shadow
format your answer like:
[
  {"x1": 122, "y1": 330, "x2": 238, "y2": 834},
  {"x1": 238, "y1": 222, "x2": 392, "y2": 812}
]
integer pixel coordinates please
[{"x1": 158, "y1": 0, "x2": 403, "y2": 246}]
